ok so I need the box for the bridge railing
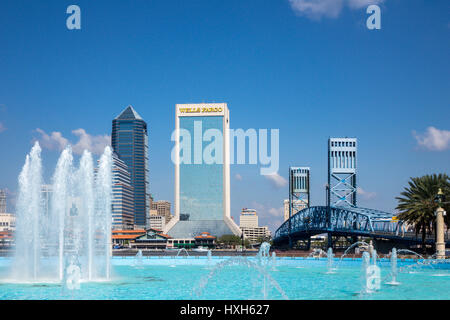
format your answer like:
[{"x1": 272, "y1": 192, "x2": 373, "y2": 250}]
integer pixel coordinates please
[{"x1": 274, "y1": 206, "x2": 398, "y2": 240}]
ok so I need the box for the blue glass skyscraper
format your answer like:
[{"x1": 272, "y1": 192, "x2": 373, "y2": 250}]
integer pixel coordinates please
[
  {"x1": 165, "y1": 103, "x2": 241, "y2": 238},
  {"x1": 112, "y1": 106, "x2": 149, "y2": 228}
]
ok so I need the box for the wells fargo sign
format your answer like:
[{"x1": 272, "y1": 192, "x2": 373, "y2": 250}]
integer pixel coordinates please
[{"x1": 179, "y1": 106, "x2": 223, "y2": 114}]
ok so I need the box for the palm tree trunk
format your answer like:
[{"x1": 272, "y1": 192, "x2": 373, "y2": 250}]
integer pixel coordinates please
[{"x1": 422, "y1": 224, "x2": 427, "y2": 254}]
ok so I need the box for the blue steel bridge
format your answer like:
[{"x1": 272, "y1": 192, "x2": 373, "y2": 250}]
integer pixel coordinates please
[
  {"x1": 273, "y1": 205, "x2": 450, "y2": 248},
  {"x1": 274, "y1": 138, "x2": 450, "y2": 249}
]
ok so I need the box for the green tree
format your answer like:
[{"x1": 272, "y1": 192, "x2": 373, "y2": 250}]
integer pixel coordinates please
[
  {"x1": 217, "y1": 234, "x2": 242, "y2": 248},
  {"x1": 396, "y1": 174, "x2": 450, "y2": 253}
]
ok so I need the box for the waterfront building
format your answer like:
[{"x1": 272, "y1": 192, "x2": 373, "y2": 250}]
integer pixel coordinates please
[
  {"x1": 112, "y1": 106, "x2": 150, "y2": 228},
  {"x1": 165, "y1": 103, "x2": 241, "y2": 238},
  {"x1": 0, "y1": 213, "x2": 15, "y2": 232},
  {"x1": 240, "y1": 226, "x2": 271, "y2": 244},
  {"x1": 112, "y1": 229, "x2": 146, "y2": 247},
  {"x1": 239, "y1": 208, "x2": 258, "y2": 228},
  {"x1": 194, "y1": 232, "x2": 216, "y2": 248},
  {"x1": 112, "y1": 153, "x2": 134, "y2": 230},
  {"x1": 283, "y1": 199, "x2": 308, "y2": 221},
  {"x1": 149, "y1": 215, "x2": 166, "y2": 231},
  {"x1": 239, "y1": 208, "x2": 271, "y2": 243},
  {"x1": 132, "y1": 228, "x2": 172, "y2": 250}
]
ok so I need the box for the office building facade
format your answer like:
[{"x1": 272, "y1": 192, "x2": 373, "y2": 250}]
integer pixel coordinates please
[
  {"x1": 239, "y1": 208, "x2": 271, "y2": 243},
  {"x1": 239, "y1": 208, "x2": 258, "y2": 228},
  {"x1": 0, "y1": 190, "x2": 6, "y2": 213},
  {"x1": 283, "y1": 199, "x2": 308, "y2": 221},
  {"x1": 151, "y1": 200, "x2": 172, "y2": 223},
  {"x1": 112, "y1": 153, "x2": 134, "y2": 230},
  {"x1": 112, "y1": 106, "x2": 150, "y2": 228},
  {"x1": 165, "y1": 103, "x2": 241, "y2": 238}
]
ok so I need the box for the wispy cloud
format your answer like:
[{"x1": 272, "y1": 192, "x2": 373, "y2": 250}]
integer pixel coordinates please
[
  {"x1": 264, "y1": 172, "x2": 288, "y2": 188},
  {"x1": 71, "y1": 129, "x2": 111, "y2": 156},
  {"x1": 0, "y1": 122, "x2": 6, "y2": 133},
  {"x1": 413, "y1": 127, "x2": 450, "y2": 151},
  {"x1": 34, "y1": 128, "x2": 110, "y2": 155},
  {"x1": 288, "y1": 0, "x2": 385, "y2": 19},
  {"x1": 235, "y1": 173, "x2": 243, "y2": 181},
  {"x1": 357, "y1": 187, "x2": 376, "y2": 200},
  {"x1": 251, "y1": 201, "x2": 284, "y2": 233}
]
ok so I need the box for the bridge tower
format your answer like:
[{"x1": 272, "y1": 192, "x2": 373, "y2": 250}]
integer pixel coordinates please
[
  {"x1": 289, "y1": 167, "x2": 310, "y2": 248},
  {"x1": 327, "y1": 138, "x2": 357, "y2": 208}
]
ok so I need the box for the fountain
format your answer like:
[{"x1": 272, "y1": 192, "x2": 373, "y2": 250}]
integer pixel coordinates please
[
  {"x1": 397, "y1": 249, "x2": 435, "y2": 273},
  {"x1": 339, "y1": 241, "x2": 370, "y2": 261},
  {"x1": 194, "y1": 256, "x2": 289, "y2": 300},
  {"x1": 372, "y1": 249, "x2": 378, "y2": 265},
  {"x1": 135, "y1": 250, "x2": 144, "y2": 268},
  {"x1": 360, "y1": 251, "x2": 380, "y2": 294},
  {"x1": 176, "y1": 248, "x2": 190, "y2": 257},
  {"x1": 257, "y1": 242, "x2": 271, "y2": 267},
  {"x1": 271, "y1": 252, "x2": 277, "y2": 271},
  {"x1": 386, "y1": 248, "x2": 400, "y2": 285},
  {"x1": 326, "y1": 247, "x2": 336, "y2": 274},
  {"x1": 9, "y1": 142, "x2": 112, "y2": 283},
  {"x1": 308, "y1": 248, "x2": 327, "y2": 258}
]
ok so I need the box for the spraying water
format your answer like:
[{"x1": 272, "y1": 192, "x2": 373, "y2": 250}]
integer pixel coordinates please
[
  {"x1": 10, "y1": 143, "x2": 112, "y2": 283},
  {"x1": 386, "y1": 248, "x2": 400, "y2": 285},
  {"x1": 13, "y1": 142, "x2": 43, "y2": 281},
  {"x1": 326, "y1": 247, "x2": 335, "y2": 274}
]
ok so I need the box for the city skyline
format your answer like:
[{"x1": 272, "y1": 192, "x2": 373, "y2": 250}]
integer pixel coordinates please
[{"x1": 0, "y1": 0, "x2": 449, "y2": 233}]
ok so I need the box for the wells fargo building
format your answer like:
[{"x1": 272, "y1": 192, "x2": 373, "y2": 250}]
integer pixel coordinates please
[{"x1": 165, "y1": 103, "x2": 241, "y2": 238}]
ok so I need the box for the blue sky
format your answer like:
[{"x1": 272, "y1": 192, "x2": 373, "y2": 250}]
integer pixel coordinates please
[{"x1": 0, "y1": 0, "x2": 449, "y2": 232}]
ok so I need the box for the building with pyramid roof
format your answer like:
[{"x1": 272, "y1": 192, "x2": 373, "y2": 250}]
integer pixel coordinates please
[{"x1": 112, "y1": 106, "x2": 149, "y2": 228}]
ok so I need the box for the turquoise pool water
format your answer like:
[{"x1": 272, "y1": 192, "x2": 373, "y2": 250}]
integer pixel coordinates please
[{"x1": 0, "y1": 257, "x2": 449, "y2": 300}]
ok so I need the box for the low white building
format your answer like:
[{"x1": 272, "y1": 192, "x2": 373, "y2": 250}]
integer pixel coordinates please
[
  {"x1": 241, "y1": 226, "x2": 271, "y2": 243},
  {"x1": 0, "y1": 213, "x2": 15, "y2": 232},
  {"x1": 239, "y1": 208, "x2": 271, "y2": 243},
  {"x1": 149, "y1": 215, "x2": 166, "y2": 231}
]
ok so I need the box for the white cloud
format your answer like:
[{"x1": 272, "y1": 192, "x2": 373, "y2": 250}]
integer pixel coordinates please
[
  {"x1": 35, "y1": 128, "x2": 69, "y2": 151},
  {"x1": 357, "y1": 187, "x2": 376, "y2": 200},
  {"x1": 264, "y1": 172, "x2": 288, "y2": 188},
  {"x1": 268, "y1": 207, "x2": 284, "y2": 217},
  {"x1": 235, "y1": 173, "x2": 243, "y2": 181},
  {"x1": 413, "y1": 127, "x2": 450, "y2": 151},
  {"x1": 34, "y1": 128, "x2": 110, "y2": 156},
  {"x1": 0, "y1": 122, "x2": 6, "y2": 133},
  {"x1": 250, "y1": 202, "x2": 285, "y2": 233},
  {"x1": 288, "y1": 0, "x2": 385, "y2": 19},
  {"x1": 71, "y1": 129, "x2": 111, "y2": 156}
]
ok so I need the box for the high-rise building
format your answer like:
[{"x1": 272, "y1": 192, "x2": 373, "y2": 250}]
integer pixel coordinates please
[
  {"x1": 151, "y1": 200, "x2": 172, "y2": 223},
  {"x1": 239, "y1": 208, "x2": 271, "y2": 243},
  {"x1": 165, "y1": 103, "x2": 241, "y2": 238},
  {"x1": 41, "y1": 185, "x2": 52, "y2": 217},
  {"x1": 283, "y1": 199, "x2": 308, "y2": 221},
  {"x1": 112, "y1": 153, "x2": 134, "y2": 230},
  {"x1": 112, "y1": 106, "x2": 150, "y2": 228},
  {"x1": 239, "y1": 208, "x2": 258, "y2": 228},
  {"x1": 0, "y1": 190, "x2": 6, "y2": 213}
]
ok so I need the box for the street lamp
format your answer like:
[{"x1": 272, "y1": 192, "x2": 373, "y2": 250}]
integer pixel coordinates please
[{"x1": 434, "y1": 188, "x2": 447, "y2": 259}]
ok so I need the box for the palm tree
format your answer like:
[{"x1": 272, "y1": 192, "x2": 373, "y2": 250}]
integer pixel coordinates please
[{"x1": 396, "y1": 174, "x2": 450, "y2": 253}]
